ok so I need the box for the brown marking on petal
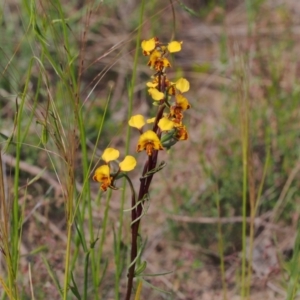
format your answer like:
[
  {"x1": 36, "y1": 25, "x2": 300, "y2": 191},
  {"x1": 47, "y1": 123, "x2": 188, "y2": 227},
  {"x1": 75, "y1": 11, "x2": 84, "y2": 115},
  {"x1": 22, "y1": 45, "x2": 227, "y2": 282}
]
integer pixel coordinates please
[
  {"x1": 100, "y1": 176, "x2": 112, "y2": 191},
  {"x1": 168, "y1": 86, "x2": 176, "y2": 95},
  {"x1": 146, "y1": 143, "x2": 154, "y2": 156},
  {"x1": 154, "y1": 59, "x2": 171, "y2": 72},
  {"x1": 154, "y1": 61, "x2": 163, "y2": 71},
  {"x1": 174, "y1": 107, "x2": 181, "y2": 114},
  {"x1": 176, "y1": 127, "x2": 188, "y2": 140},
  {"x1": 100, "y1": 183, "x2": 108, "y2": 191}
]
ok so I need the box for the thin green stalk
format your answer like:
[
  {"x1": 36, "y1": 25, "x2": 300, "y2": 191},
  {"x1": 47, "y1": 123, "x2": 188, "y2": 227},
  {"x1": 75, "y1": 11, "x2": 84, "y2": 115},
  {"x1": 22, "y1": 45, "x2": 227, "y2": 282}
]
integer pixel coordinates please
[
  {"x1": 63, "y1": 172, "x2": 76, "y2": 300},
  {"x1": 64, "y1": 221, "x2": 73, "y2": 300},
  {"x1": 20, "y1": 56, "x2": 45, "y2": 146},
  {"x1": 255, "y1": 142, "x2": 271, "y2": 212},
  {"x1": 114, "y1": 1, "x2": 145, "y2": 298},
  {"x1": 114, "y1": 164, "x2": 129, "y2": 298},
  {"x1": 49, "y1": 3, "x2": 78, "y2": 298},
  {"x1": 242, "y1": 5, "x2": 255, "y2": 298},
  {"x1": 246, "y1": 140, "x2": 271, "y2": 295},
  {"x1": 11, "y1": 59, "x2": 35, "y2": 299},
  {"x1": 245, "y1": 0, "x2": 254, "y2": 34},
  {"x1": 238, "y1": 6, "x2": 254, "y2": 296},
  {"x1": 97, "y1": 190, "x2": 112, "y2": 290},
  {"x1": 54, "y1": 0, "x2": 77, "y2": 88},
  {"x1": 286, "y1": 221, "x2": 300, "y2": 299},
  {"x1": 83, "y1": 250, "x2": 91, "y2": 300},
  {"x1": 215, "y1": 186, "x2": 227, "y2": 300},
  {"x1": 238, "y1": 57, "x2": 249, "y2": 299},
  {"x1": 240, "y1": 9, "x2": 257, "y2": 297},
  {"x1": 67, "y1": 106, "x2": 91, "y2": 282},
  {"x1": 28, "y1": 5, "x2": 78, "y2": 298},
  {"x1": 0, "y1": 151, "x2": 15, "y2": 300},
  {"x1": 65, "y1": 8, "x2": 91, "y2": 282},
  {"x1": 83, "y1": 90, "x2": 111, "y2": 299},
  {"x1": 241, "y1": 118, "x2": 248, "y2": 300},
  {"x1": 70, "y1": 88, "x2": 111, "y2": 300},
  {"x1": 72, "y1": 104, "x2": 93, "y2": 295}
]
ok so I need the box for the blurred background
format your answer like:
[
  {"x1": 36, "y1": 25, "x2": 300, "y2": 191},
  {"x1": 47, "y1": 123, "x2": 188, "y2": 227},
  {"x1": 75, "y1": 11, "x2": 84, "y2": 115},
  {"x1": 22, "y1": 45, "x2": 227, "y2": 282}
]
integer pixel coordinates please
[{"x1": 1, "y1": 0, "x2": 300, "y2": 299}]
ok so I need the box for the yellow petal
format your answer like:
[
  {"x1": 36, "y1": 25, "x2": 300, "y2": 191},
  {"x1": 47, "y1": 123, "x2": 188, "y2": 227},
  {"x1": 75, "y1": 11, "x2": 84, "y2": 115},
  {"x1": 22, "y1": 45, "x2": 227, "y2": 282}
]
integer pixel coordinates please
[
  {"x1": 158, "y1": 117, "x2": 174, "y2": 131},
  {"x1": 138, "y1": 130, "x2": 161, "y2": 145},
  {"x1": 93, "y1": 165, "x2": 110, "y2": 181},
  {"x1": 167, "y1": 41, "x2": 182, "y2": 53},
  {"x1": 148, "y1": 88, "x2": 164, "y2": 101},
  {"x1": 161, "y1": 58, "x2": 171, "y2": 68},
  {"x1": 146, "y1": 82, "x2": 158, "y2": 88},
  {"x1": 102, "y1": 148, "x2": 119, "y2": 163},
  {"x1": 119, "y1": 155, "x2": 137, "y2": 171},
  {"x1": 176, "y1": 94, "x2": 191, "y2": 110},
  {"x1": 128, "y1": 115, "x2": 146, "y2": 129},
  {"x1": 141, "y1": 38, "x2": 156, "y2": 52},
  {"x1": 147, "y1": 117, "x2": 156, "y2": 124},
  {"x1": 175, "y1": 78, "x2": 190, "y2": 93}
]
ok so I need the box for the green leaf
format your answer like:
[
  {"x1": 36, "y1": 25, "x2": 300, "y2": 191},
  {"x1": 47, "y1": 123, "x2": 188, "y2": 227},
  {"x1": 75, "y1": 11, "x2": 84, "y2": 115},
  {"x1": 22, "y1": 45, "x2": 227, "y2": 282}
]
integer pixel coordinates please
[
  {"x1": 41, "y1": 255, "x2": 63, "y2": 297},
  {"x1": 134, "y1": 261, "x2": 147, "y2": 276},
  {"x1": 70, "y1": 272, "x2": 82, "y2": 300},
  {"x1": 142, "y1": 279, "x2": 171, "y2": 294},
  {"x1": 177, "y1": 0, "x2": 198, "y2": 17}
]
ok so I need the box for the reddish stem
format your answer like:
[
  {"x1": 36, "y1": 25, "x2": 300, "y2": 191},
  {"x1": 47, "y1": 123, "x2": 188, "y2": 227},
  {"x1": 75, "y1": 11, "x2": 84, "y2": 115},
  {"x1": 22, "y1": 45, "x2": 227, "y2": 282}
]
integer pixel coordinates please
[{"x1": 125, "y1": 71, "x2": 166, "y2": 300}]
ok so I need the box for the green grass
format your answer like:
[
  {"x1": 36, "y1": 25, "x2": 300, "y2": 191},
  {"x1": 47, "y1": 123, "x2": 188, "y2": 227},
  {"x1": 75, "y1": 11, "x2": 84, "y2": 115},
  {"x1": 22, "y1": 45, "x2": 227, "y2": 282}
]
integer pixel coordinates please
[{"x1": 2, "y1": 0, "x2": 300, "y2": 299}]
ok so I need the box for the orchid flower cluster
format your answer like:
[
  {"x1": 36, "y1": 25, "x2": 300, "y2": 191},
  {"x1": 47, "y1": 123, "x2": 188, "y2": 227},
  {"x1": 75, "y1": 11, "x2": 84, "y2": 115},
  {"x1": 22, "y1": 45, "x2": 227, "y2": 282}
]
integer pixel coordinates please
[
  {"x1": 130, "y1": 37, "x2": 190, "y2": 154},
  {"x1": 92, "y1": 148, "x2": 136, "y2": 191},
  {"x1": 93, "y1": 37, "x2": 191, "y2": 192},
  {"x1": 93, "y1": 37, "x2": 191, "y2": 299}
]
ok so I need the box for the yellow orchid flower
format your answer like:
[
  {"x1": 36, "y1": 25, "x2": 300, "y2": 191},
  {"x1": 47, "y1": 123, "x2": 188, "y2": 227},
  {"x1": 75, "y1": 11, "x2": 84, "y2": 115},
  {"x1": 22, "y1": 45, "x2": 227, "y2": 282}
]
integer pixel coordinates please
[
  {"x1": 169, "y1": 95, "x2": 190, "y2": 121},
  {"x1": 93, "y1": 165, "x2": 112, "y2": 191},
  {"x1": 136, "y1": 130, "x2": 163, "y2": 156},
  {"x1": 147, "y1": 50, "x2": 171, "y2": 71}
]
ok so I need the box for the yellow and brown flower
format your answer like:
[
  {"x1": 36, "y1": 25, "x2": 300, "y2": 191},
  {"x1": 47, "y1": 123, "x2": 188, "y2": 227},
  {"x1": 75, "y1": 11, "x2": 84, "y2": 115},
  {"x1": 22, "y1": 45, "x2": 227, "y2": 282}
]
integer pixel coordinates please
[
  {"x1": 93, "y1": 148, "x2": 136, "y2": 191},
  {"x1": 136, "y1": 130, "x2": 163, "y2": 156},
  {"x1": 175, "y1": 125, "x2": 188, "y2": 141},
  {"x1": 93, "y1": 165, "x2": 112, "y2": 191}
]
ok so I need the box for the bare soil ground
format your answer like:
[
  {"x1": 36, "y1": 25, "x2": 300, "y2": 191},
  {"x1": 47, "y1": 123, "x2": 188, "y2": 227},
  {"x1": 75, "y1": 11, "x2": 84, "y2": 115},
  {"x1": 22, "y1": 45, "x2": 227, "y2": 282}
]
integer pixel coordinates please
[{"x1": 3, "y1": 0, "x2": 300, "y2": 299}]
